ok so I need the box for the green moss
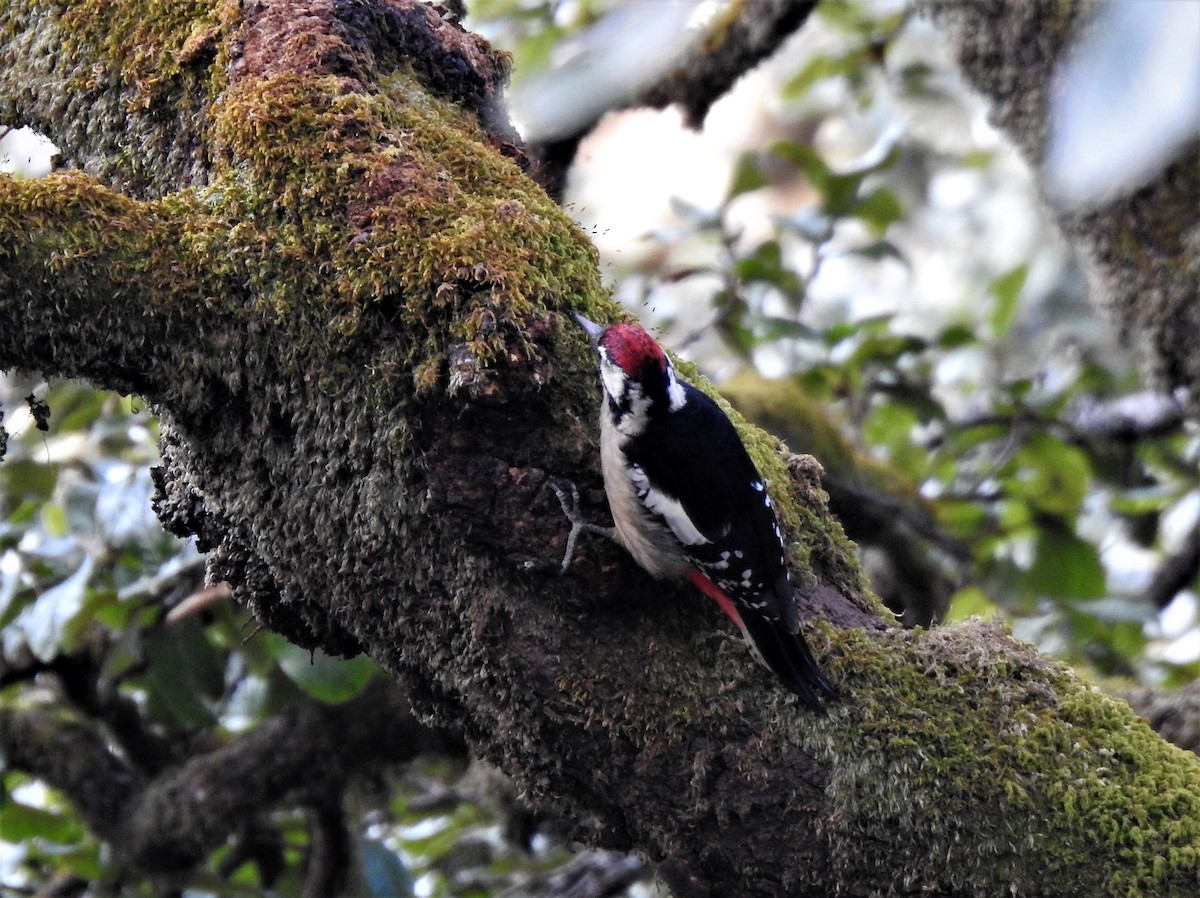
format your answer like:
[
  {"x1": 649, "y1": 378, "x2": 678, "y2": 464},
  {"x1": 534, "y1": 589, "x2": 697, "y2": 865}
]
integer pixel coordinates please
[
  {"x1": 198, "y1": 71, "x2": 605, "y2": 391},
  {"x1": 541, "y1": 612, "x2": 1199, "y2": 894},
  {"x1": 6, "y1": 9, "x2": 1200, "y2": 894},
  {"x1": 57, "y1": 0, "x2": 228, "y2": 97},
  {"x1": 803, "y1": 620, "x2": 1200, "y2": 896}
]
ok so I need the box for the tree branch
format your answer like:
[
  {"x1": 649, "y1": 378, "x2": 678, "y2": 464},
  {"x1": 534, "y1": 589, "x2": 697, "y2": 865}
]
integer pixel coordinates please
[
  {"x1": 0, "y1": 678, "x2": 460, "y2": 875},
  {"x1": 0, "y1": 705, "x2": 143, "y2": 840},
  {"x1": 2, "y1": 3, "x2": 1198, "y2": 895},
  {"x1": 526, "y1": 0, "x2": 819, "y2": 199},
  {"x1": 1124, "y1": 681, "x2": 1200, "y2": 757}
]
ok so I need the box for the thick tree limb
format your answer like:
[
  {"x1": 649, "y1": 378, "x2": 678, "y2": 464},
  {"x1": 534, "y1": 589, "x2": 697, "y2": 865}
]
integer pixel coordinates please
[
  {"x1": 915, "y1": 0, "x2": 1200, "y2": 416},
  {"x1": 1143, "y1": 518, "x2": 1200, "y2": 610},
  {"x1": 1, "y1": 704, "x2": 144, "y2": 841},
  {"x1": 636, "y1": 0, "x2": 819, "y2": 129},
  {"x1": 2, "y1": 3, "x2": 1198, "y2": 896}
]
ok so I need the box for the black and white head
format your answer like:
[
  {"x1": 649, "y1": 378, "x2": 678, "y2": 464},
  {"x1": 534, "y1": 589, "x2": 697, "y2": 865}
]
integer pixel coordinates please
[{"x1": 575, "y1": 314, "x2": 687, "y2": 433}]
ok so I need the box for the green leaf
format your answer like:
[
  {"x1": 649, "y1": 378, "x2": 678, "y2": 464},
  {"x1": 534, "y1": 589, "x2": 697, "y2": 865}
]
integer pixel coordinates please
[
  {"x1": 782, "y1": 52, "x2": 860, "y2": 98},
  {"x1": 849, "y1": 240, "x2": 907, "y2": 264},
  {"x1": 943, "y1": 586, "x2": 1001, "y2": 623},
  {"x1": 1024, "y1": 525, "x2": 1105, "y2": 599},
  {"x1": 758, "y1": 316, "x2": 819, "y2": 342},
  {"x1": 959, "y1": 149, "x2": 994, "y2": 169},
  {"x1": 733, "y1": 240, "x2": 802, "y2": 294},
  {"x1": 0, "y1": 800, "x2": 84, "y2": 844},
  {"x1": 987, "y1": 264, "x2": 1028, "y2": 339},
  {"x1": 61, "y1": 587, "x2": 118, "y2": 653},
  {"x1": 274, "y1": 639, "x2": 377, "y2": 704},
  {"x1": 862, "y1": 401, "x2": 918, "y2": 455},
  {"x1": 727, "y1": 152, "x2": 770, "y2": 199},
  {"x1": 509, "y1": 26, "x2": 568, "y2": 83},
  {"x1": 56, "y1": 390, "x2": 107, "y2": 433},
  {"x1": 142, "y1": 616, "x2": 224, "y2": 728},
  {"x1": 41, "y1": 502, "x2": 68, "y2": 537},
  {"x1": 16, "y1": 558, "x2": 94, "y2": 661},
  {"x1": 795, "y1": 366, "x2": 841, "y2": 400},
  {"x1": 49, "y1": 841, "x2": 105, "y2": 881},
  {"x1": 935, "y1": 499, "x2": 988, "y2": 537},
  {"x1": 1062, "y1": 607, "x2": 1146, "y2": 671},
  {"x1": 1110, "y1": 483, "x2": 1186, "y2": 515},
  {"x1": 2, "y1": 460, "x2": 57, "y2": 502},
  {"x1": 1008, "y1": 433, "x2": 1092, "y2": 517},
  {"x1": 770, "y1": 142, "x2": 867, "y2": 216},
  {"x1": 851, "y1": 187, "x2": 904, "y2": 235},
  {"x1": 937, "y1": 324, "x2": 977, "y2": 349}
]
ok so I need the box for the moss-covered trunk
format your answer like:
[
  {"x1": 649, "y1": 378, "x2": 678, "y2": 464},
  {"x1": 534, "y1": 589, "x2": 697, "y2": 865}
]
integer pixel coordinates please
[{"x1": 1, "y1": 2, "x2": 1197, "y2": 895}]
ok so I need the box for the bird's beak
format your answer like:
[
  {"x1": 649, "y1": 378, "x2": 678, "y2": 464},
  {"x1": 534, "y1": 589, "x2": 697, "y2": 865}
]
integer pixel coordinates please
[{"x1": 572, "y1": 312, "x2": 606, "y2": 347}]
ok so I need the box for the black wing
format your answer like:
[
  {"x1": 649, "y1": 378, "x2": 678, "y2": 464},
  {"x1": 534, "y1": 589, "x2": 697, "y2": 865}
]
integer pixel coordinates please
[
  {"x1": 625, "y1": 384, "x2": 836, "y2": 706},
  {"x1": 623, "y1": 383, "x2": 796, "y2": 629}
]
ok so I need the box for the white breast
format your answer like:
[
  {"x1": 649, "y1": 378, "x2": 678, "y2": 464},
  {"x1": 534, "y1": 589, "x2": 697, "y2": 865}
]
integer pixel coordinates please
[{"x1": 599, "y1": 407, "x2": 691, "y2": 580}]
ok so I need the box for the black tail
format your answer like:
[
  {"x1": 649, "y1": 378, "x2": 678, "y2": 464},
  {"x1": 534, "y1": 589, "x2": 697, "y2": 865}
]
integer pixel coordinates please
[{"x1": 742, "y1": 613, "x2": 837, "y2": 711}]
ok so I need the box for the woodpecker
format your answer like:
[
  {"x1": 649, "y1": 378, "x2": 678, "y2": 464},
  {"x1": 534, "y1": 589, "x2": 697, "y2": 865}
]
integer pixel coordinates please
[{"x1": 558, "y1": 313, "x2": 835, "y2": 709}]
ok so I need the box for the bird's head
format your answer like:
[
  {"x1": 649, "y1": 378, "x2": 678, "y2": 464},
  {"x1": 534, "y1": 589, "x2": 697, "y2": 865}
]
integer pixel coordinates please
[{"x1": 574, "y1": 313, "x2": 686, "y2": 425}]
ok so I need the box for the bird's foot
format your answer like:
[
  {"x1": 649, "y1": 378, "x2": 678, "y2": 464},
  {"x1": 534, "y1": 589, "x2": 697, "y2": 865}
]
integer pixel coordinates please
[{"x1": 549, "y1": 481, "x2": 616, "y2": 575}]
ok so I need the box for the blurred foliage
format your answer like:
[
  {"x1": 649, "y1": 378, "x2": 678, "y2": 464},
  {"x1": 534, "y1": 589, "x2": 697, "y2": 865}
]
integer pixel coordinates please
[{"x1": 466, "y1": 0, "x2": 602, "y2": 84}]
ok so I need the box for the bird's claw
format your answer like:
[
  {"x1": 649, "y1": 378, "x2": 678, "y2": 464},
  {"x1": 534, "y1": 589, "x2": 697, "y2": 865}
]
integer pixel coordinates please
[{"x1": 549, "y1": 480, "x2": 615, "y2": 575}]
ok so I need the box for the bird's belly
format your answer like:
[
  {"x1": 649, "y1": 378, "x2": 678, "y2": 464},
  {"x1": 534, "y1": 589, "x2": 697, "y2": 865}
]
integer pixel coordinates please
[{"x1": 600, "y1": 414, "x2": 690, "y2": 580}]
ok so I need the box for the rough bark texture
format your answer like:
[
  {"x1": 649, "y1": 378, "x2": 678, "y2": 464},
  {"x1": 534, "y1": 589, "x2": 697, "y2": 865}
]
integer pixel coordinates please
[
  {"x1": 915, "y1": 0, "x2": 1200, "y2": 416},
  {"x1": 2, "y1": 3, "x2": 1199, "y2": 896}
]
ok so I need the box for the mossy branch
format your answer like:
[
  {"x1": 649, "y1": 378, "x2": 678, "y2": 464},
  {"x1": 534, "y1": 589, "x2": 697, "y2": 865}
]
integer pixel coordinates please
[{"x1": 1, "y1": 2, "x2": 1198, "y2": 896}]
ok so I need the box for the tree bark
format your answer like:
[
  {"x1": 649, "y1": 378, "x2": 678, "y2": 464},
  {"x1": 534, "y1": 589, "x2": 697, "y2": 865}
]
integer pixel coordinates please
[{"x1": 2, "y1": 3, "x2": 1198, "y2": 896}]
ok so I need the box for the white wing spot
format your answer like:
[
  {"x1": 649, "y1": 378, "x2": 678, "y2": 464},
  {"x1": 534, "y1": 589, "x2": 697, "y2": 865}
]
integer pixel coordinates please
[
  {"x1": 630, "y1": 466, "x2": 710, "y2": 546},
  {"x1": 751, "y1": 480, "x2": 764, "y2": 491}
]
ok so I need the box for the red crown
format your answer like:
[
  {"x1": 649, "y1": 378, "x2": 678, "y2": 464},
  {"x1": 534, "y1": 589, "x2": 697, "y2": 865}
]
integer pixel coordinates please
[{"x1": 599, "y1": 323, "x2": 667, "y2": 376}]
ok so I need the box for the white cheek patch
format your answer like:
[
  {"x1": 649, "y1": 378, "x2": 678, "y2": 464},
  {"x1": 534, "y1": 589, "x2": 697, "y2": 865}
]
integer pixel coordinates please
[
  {"x1": 631, "y1": 464, "x2": 710, "y2": 547},
  {"x1": 666, "y1": 367, "x2": 687, "y2": 412},
  {"x1": 599, "y1": 356, "x2": 627, "y2": 405}
]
